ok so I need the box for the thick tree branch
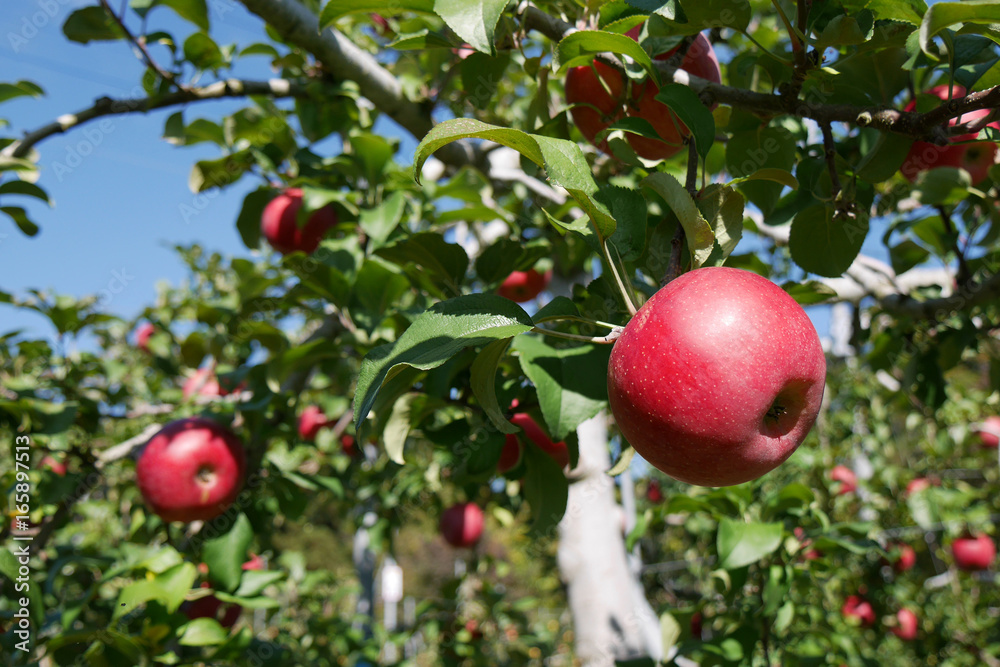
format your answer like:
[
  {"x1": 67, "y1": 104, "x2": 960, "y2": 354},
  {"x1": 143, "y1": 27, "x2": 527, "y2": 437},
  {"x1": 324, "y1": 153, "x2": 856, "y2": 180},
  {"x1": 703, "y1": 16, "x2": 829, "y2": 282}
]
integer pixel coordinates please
[
  {"x1": 236, "y1": 0, "x2": 478, "y2": 169},
  {"x1": 3, "y1": 79, "x2": 308, "y2": 159}
]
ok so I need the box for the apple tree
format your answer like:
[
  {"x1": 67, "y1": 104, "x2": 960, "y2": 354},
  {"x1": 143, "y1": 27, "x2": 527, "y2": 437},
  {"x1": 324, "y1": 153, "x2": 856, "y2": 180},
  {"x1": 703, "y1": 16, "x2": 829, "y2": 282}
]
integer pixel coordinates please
[{"x1": 2, "y1": 0, "x2": 1000, "y2": 665}]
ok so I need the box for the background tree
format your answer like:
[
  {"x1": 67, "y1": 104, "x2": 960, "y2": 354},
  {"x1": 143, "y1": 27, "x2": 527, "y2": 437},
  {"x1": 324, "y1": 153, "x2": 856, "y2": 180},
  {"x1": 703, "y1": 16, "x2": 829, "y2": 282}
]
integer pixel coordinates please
[{"x1": 2, "y1": 0, "x2": 1000, "y2": 665}]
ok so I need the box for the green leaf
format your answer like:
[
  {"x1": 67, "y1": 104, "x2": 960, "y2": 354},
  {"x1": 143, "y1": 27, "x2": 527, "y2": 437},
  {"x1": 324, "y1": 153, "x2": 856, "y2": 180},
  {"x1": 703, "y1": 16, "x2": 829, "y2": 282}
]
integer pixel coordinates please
[
  {"x1": 607, "y1": 444, "x2": 636, "y2": 476},
  {"x1": 2, "y1": 206, "x2": 39, "y2": 237},
  {"x1": 781, "y1": 280, "x2": 838, "y2": 305},
  {"x1": 160, "y1": 0, "x2": 210, "y2": 31},
  {"x1": 349, "y1": 259, "x2": 410, "y2": 332},
  {"x1": 389, "y1": 29, "x2": 455, "y2": 50},
  {"x1": 697, "y1": 183, "x2": 745, "y2": 266},
  {"x1": 920, "y1": 0, "x2": 1000, "y2": 54},
  {"x1": 855, "y1": 129, "x2": 913, "y2": 183},
  {"x1": 202, "y1": 514, "x2": 253, "y2": 593},
  {"x1": 382, "y1": 392, "x2": 422, "y2": 464},
  {"x1": 471, "y1": 338, "x2": 519, "y2": 435},
  {"x1": 178, "y1": 618, "x2": 229, "y2": 646},
  {"x1": 653, "y1": 84, "x2": 716, "y2": 159},
  {"x1": 320, "y1": 0, "x2": 434, "y2": 31},
  {"x1": 642, "y1": 173, "x2": 714, "y2": 268},
  {"x1": 354, "y1": 294, "x2": 533, "y2": 430},
  {"x1": 115, "y1": 562, "x2": 198, "y2": 619},
  {"x1": 359, "y1": 191, "x2": 406, "y2": 248},
  {"x1": 716, "y1": 517, "x2": 783, "y2": 569},
  {"x1": 0, "y1": 180, "x2": 50, "y2": 204},
  {"x1": 889, "y1": 239, "x2": 930, "y2": 274},
  {"x1": 595, "y1": 185, "x2": 648, "y2": 262},
  {"x1": 726, "y1": 168, "x2": 799, "y2": 189},
  {"x1": 725, "y1": 126, "x2": 797, "y2": 215},
  {"x1": 375, "y1": 231, "x2": 469, "y2": 297},
  {"x1": 62, "y1": 7, "x2": 125, "y2": 43},
  {"x1": 653, "y1": 0, "x2": 752, "y2": 33},
  {"x1": 183, "y1": 32, "x2": 225, "y2": 70},
  {"x1": 555, "y1": 30, "x2": 654, "y2": 76},
  {"x1": 189, "y1": 149, "x2": 255, "y2": 192},
  {"x1": 235, "y1": 188, "x2": 272, "y2": 250},
  {"x1": 789, "y1": 205, "x2": 869, "y2": 277},
  {"x1": 0, "y1": 549, "x2": 43, "y2": 625},
  {"x1": 522, "y1": 440, "x2": 569, "y2": 534},
  {"x1": 0, "y1": 80, "x2": 44, "y2": 105},
  {"x1": 434, "y1": 0, "x2": 508, "y2": 55},
  {"x1": 475, "y1": 238, "x2": 551, "y2": 286},
  {"x1": 912, "y1": 166, "x2": 975, "y2": 206},
  {"x1": 234, "y1": 570, "x2": 285, "y2": 598},
  {"x1": 511, "y1": 335, "x2": 612, "y2": 440},
  {"x1": 413, "y1": 119, "x2": 615, "y2": 240}
]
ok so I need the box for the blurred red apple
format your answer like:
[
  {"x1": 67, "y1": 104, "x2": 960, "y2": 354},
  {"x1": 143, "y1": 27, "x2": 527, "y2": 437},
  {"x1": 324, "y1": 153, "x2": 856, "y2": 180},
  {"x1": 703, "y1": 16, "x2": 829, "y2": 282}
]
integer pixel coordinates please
[
  {"x1": 136, "y1": 418, "x2": 247, "y2": 523},
  {"x1": 183, "y1": 583, "x2": 241, "y2": 628},
  {"x1": 39, "y1": 455, "x2": 66, "y2": 476},
  {"x1": 497, "y1": 269, "x2": 550, "y2": 303},
  {"x1": 440, "y1": 502, "x2": 484, "y2": 548},
  {"x1": 182, "y1": 367, "x2": 222, "y2": 399},
  {"x1": 890, "y1": 543, "x2": 916, "y2": 573},
  {"x1": 261, "y1": 188, "x2": 337, "y2": 255},
  {"x1": 135, "y1": 322, "x2": 155, "y2": 353},
  {"x1": 951, "y1": 533, "x2": 996, "y2": 571},
  {"x1": 900, "y1": 85, "x2": 999, "y2": 185},
  {"x1": 975, "y1": 415, "x2": 1000, "y2": 448},
  {"x1": 646, "y1": 479, "x2": 663, "y2": 503},
  {"x1": 842, "y1": 595, "x2": 875, "y2": 627},
  {"x1": 890, "y1": 608, "x2": 918, "y2": 641},
  {"x1": 830, "y1": 465, "x2": 857, "y2": 495},
  {"x1": 298, "y1": 405, "x2": 330, "y2": 441},
  {"x1": 499, "y1": 412, "x2": 570, "y2": 473},
  {"x1": 904, "y1": 477, "x2": 932, "y2": 496}
]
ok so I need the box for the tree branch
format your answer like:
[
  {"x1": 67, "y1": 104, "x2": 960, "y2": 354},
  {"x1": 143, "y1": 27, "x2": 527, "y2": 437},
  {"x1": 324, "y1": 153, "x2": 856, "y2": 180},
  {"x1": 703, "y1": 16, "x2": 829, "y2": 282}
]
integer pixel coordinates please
[
  {"x1": 3, "y1": 79, "x2": 309, "y2": 159},
  {"x1": 236, "y1": 0, "x2": 479, "y2": 169}
]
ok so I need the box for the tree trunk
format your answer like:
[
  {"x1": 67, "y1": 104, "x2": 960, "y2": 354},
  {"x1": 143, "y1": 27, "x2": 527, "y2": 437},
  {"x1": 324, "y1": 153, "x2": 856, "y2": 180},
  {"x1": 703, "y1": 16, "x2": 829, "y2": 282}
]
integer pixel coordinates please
[{"x1": 558, "y1": 412, "x2": 663, "y2": 665}]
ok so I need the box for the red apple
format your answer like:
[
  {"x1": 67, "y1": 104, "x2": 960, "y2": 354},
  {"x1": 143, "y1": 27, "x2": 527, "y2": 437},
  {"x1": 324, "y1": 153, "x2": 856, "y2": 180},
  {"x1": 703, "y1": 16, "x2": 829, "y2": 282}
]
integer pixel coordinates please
[
  {"x1": 135, "y1": 322, "x2": 155, "y2": 353},
  {"x1": 646, "y1": 479, "x2": 663, "y2": 503},
  {"x1": 242, "y1": 553, "x2": 264, "y2": 571},
  {"x1": 182, "y1": 367, "x2": 222, "y2": 400},
  {"x1": 951, "y1": 533, "x2": 996, "y2": 571},
  {"x1": 841, "y1": 595, "x2": 876, "y2": 628},
  {"x1": 890, "y1": 543, "x2": 917, "y2": 573},
  {"x1": 497, "y1": 269, "x2": 550, "y2": 303},
  {"x1": 440, "y1": 502, "x2": 484, "y2": 548},
  {"x1": 904, "y1": 477, "x2": 932, "y2": 496},
  {"x1": 260, "y1": 188, "x2": 338, "y2": 255},
  {"x1": 890, "y1": 608, "x2": 918, "y2": 641},
  {"x1": 39, "y1": 455, "x2": 66, "y2": 476},
  {"x1": 136, "y1": 418, "x2": 247, "y2": 523},
  {"x1": 297, "y1": 405, "x2": 330, "y2": 441},
  {"x1": 794, "y1": 527, "x2": 822, "y2": 561},
  {"x1": 499, "y1": 412, "x2": 570, "y2": 473},
  {"x1": 607, "y1": 267, "x2": 826, "y2": 487},
  {"x1": 900, "y1": 84, "x2": 999, "y2": 185},
  {"x1": 690, "y1": 611, "x2": 703, "y2": 639},
  {"x1": 975, "y1": 415, "x2": 1000, "y2": 448},
  {"x1": 340, "y1": 434, "x2": 359, "y2": 457},
  {"x1": 566, "y1": 29, "x2": 722, "y2": 160},
  {"x1": 830, "y1": 465, "x2": 857, "y2": 495}
]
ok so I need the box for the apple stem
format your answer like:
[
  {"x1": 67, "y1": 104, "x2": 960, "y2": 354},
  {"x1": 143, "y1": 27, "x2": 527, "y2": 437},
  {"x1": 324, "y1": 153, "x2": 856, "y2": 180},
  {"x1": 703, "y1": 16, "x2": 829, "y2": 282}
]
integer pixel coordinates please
[
  {"x1": 531, "y1": 326, "x2": 622, "y2": 344},
  {"x1": 602, "y1": 240, "x2": 639, "y2": 316},
  {"x1": 534, "y1": 314, "x2": 623, "y2": 330}
]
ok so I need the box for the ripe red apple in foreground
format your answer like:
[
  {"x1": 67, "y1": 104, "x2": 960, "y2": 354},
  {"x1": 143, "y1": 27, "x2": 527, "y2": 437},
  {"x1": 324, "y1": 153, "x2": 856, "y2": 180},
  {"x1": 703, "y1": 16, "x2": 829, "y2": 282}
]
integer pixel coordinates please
[
  {"x1": 830, "y1": 465, "x2": 857, "y2": 495},
  {"x1": 890, "y1": 608, "x2": 918, "y2": 641},
  {"x1": 298, "y1": 405, "x2": 330, "y2": 441},
  {"x1": 136, "y1": 418, "x2": 247, "y2": 523},
  {"x1": 951, "y1": 533, "x2": 996, "y2": 571},
  {"x1": 975, "y1": 415, "x2": 1000, "y2": 448},
  {"x1": 135, "y1": 322, "x2": 155, "y2": 353},
  {"x1": 498, "y1": 412, "x2": 570, "y2": 473},
  {"x1": 497, "y1": 269, "x2": 550, "y2": 303},
  {"x1": 900, "y1": 85, "x2": 999, "y2": 185},
  {"x1": 566, "y1": 29, "x2": 721, "y2": 160},
  {"x1": 260, "y1": 188, "x2": 338, "y2": 255},
  {"x1": 841, "y1": 595, "x2": 876, "y2": 627},
  {"x1": 607, "y1": 267, "x2": 826, "y2": 487},
  {"x1": 440, "y1": 502, "x2": 484, "y2": 548}
]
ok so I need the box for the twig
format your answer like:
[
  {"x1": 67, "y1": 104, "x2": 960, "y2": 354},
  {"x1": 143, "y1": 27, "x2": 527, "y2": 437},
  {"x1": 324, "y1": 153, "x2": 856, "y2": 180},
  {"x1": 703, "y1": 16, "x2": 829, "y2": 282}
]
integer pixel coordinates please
[
  {"x1": 820, "y1": 121, "x2": 842, "y2": 202},
  {"x1": 3, "y1": 79, "x2": 309, "y2": 159},
  {"x1": 96, "y1": 424, "x2": 162, "y2": 467},
  {"x1": 662, "y1": 141, "x2": 698, "y2": 287},
  {"x1": 98, "y1": 0, "x2": 186, "y2": 91}
]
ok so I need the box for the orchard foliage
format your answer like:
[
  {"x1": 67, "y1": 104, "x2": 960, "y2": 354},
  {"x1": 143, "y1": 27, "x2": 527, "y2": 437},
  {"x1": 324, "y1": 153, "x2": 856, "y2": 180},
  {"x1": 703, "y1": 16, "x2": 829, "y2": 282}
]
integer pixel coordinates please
[{"x1": 1, "y1": 0, "x2": 1000, "y2": 665}]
